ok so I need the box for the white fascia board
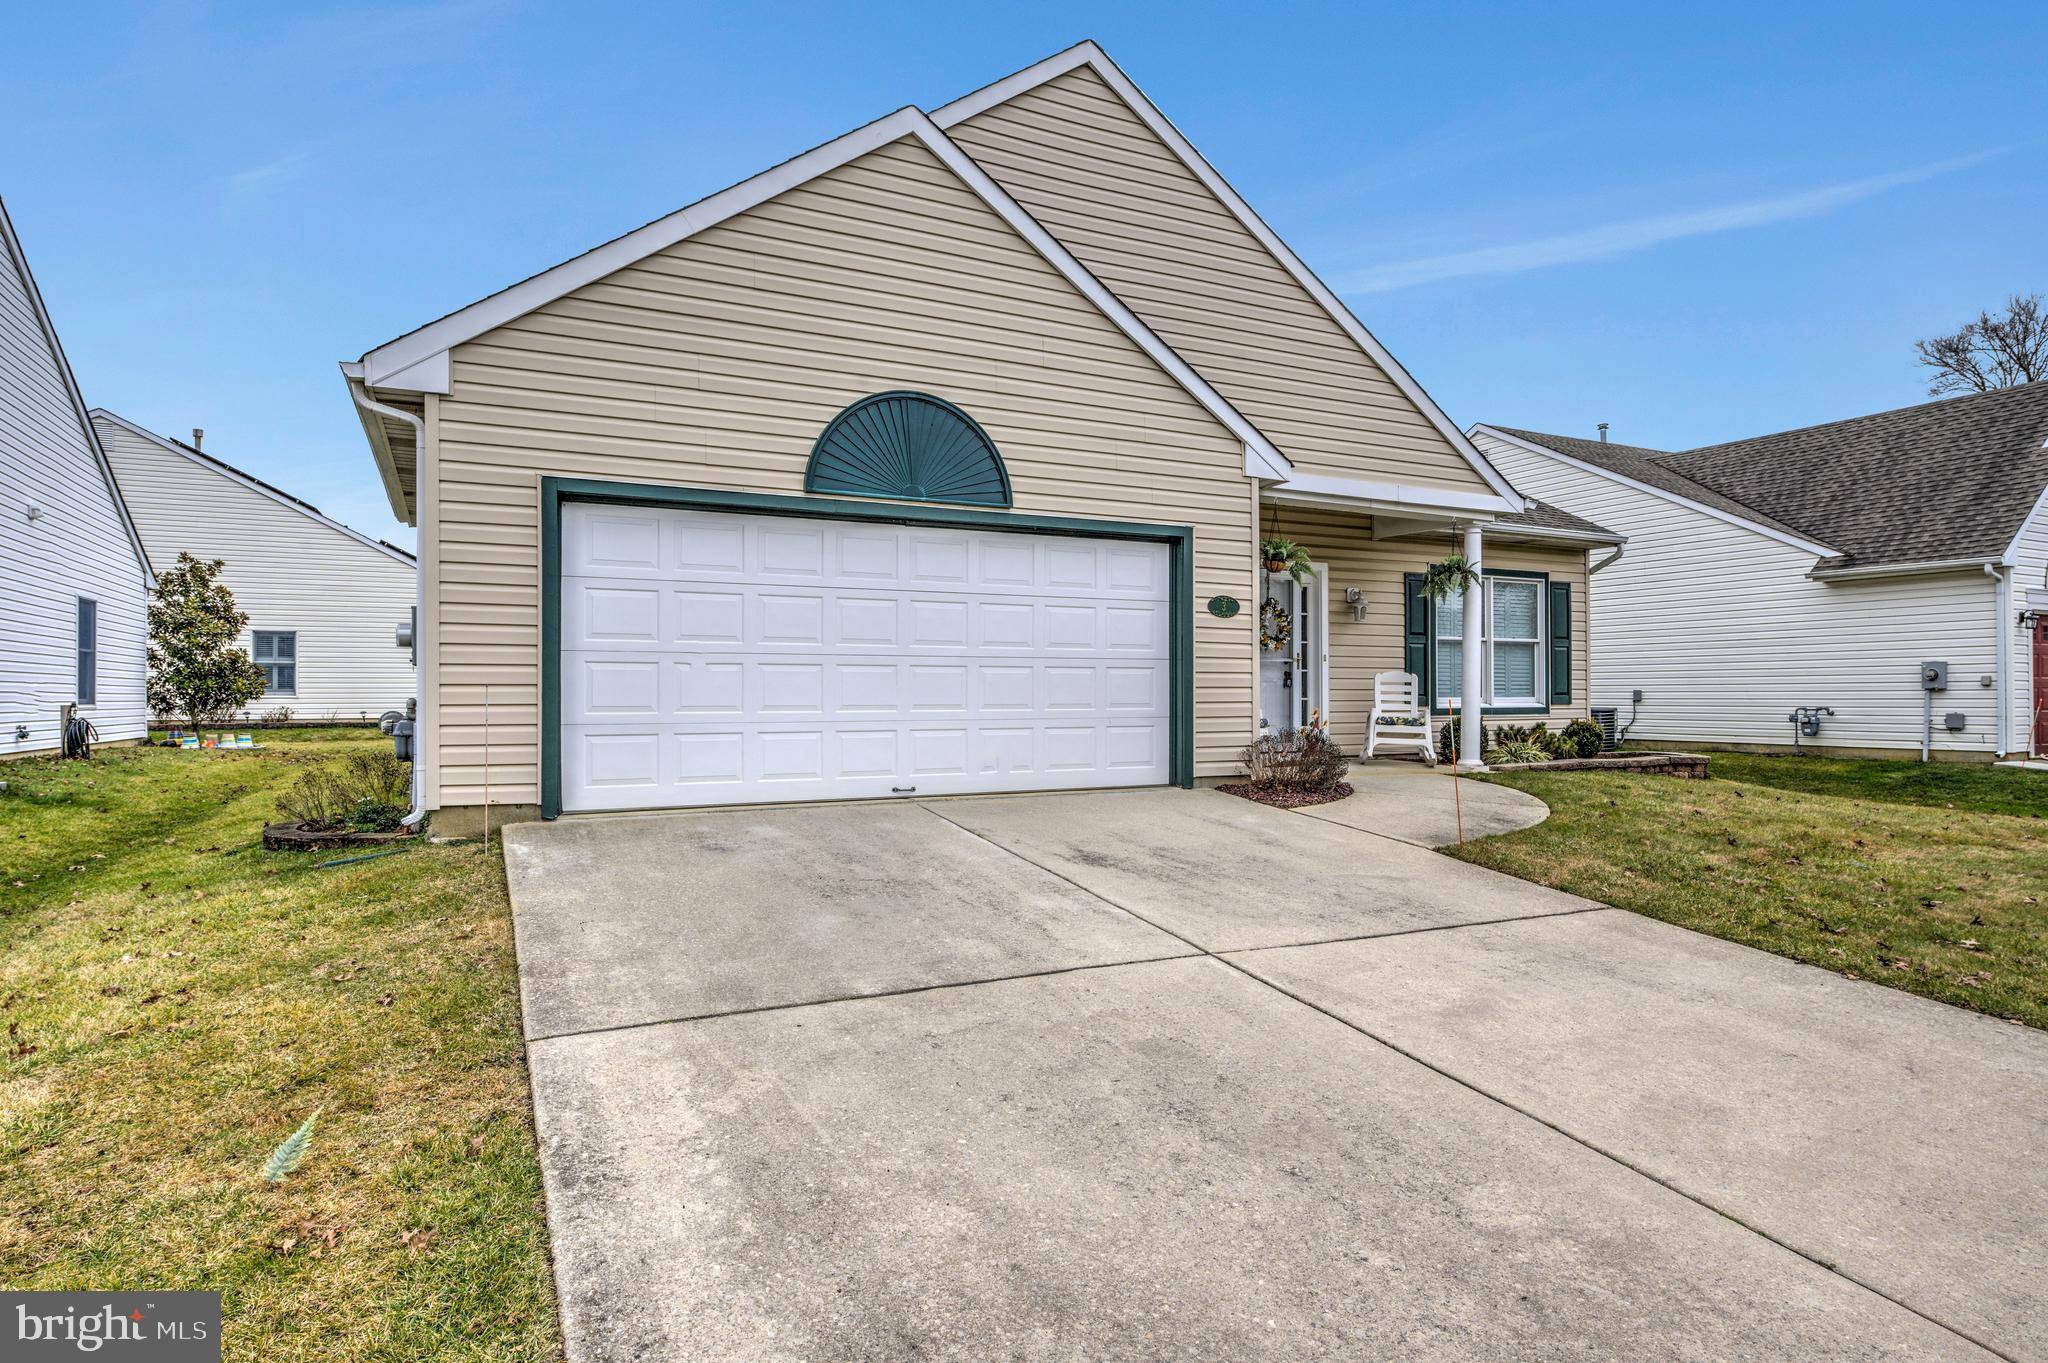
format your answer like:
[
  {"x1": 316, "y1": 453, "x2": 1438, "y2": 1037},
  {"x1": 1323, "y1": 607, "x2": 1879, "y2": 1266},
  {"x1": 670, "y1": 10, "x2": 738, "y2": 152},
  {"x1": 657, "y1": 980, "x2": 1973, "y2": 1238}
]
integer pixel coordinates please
[
  {"x1": 1470, "y1": 424, "x2": 1840, "y2": 559},
  {"x1": 1269, "y1": 469, "x2": 1517, "y2": 516},
  {"x1": 933, "y1": 43, "x2": 1523, "y2": 508},
  {"x1": 1, "y1": 198, "x2": 155, "y2": 589},
  {"x1": 1997, "y1": 460, "x2": 2048, "y2": 566},
  {"x1": 342, "y1": 371, "x2": 416, "y2": 526},
  {"x1": 1807, "y1": 555, "x2": 1999, "y2": 581},
  {"x1": 348, "y1": 105, "x2": 1288, "y2": 478},
  {"x1": 357, "y1": 106, "x2": 931, "y2": 387},
  {"x1": 92, "y1": 408, "x2": 417, "y2": 568}
]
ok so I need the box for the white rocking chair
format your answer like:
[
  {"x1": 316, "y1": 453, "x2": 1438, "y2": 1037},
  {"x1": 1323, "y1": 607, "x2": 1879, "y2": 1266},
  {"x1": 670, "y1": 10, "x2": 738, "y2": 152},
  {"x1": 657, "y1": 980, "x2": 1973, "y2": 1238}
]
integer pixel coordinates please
[{"x1": 1364, "y1": 670, "x2": 1435, "y2": 765}]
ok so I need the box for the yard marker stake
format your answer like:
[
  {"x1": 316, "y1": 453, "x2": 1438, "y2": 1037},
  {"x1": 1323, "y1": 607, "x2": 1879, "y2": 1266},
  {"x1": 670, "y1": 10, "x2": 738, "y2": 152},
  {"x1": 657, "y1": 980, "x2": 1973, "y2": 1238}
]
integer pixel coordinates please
[{"x1": 1448, "y1": 698, "x2": 1464, "y2": 847}]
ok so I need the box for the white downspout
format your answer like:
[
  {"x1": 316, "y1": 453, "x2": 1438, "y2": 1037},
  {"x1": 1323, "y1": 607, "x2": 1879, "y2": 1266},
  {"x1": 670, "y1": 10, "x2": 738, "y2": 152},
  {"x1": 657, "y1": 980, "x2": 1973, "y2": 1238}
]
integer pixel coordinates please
[
  {"x1": 1459, "y1": 523, "x2": 1486, "y2": 770},
  {"x1": 349, "y1": 381, "x2": 430, "y2": 826},
  {"x1": 1987, "y1": 563, "x2": 2011, "y2": 758}
]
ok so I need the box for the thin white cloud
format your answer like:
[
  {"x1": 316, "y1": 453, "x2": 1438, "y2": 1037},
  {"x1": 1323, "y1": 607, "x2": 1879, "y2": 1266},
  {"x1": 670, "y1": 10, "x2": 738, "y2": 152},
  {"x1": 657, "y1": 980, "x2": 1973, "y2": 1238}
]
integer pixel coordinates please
[
  {"x1": 1337, "y1": 151, "x2": 2002, "y2": 294},
  {"x1": 225, "y1": 149, "x2": 313, "y2": 192}
]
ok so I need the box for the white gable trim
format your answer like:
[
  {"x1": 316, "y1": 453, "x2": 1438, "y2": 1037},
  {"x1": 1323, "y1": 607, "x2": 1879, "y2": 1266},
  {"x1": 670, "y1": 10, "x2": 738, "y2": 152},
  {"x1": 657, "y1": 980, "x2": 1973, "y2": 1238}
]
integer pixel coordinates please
[
  {"x1": 351, "y1": 107, "x2": 1291, "y2": 480},
  {"x1": 91, "y1": 408, "x2": 417, "y2": 568},
  {"x1": 932, "y1": 42, "x2": 1526, "y2": 509},
  {"x1": 1997, "y1": 452, "x2": 2048, "y2": 567},
  {"x1": 0, "y1": 199, "x2": 153, "y2": 588},
  {"x1": 1470, "y1": 424, "x2": 1840, "y2": 558}
]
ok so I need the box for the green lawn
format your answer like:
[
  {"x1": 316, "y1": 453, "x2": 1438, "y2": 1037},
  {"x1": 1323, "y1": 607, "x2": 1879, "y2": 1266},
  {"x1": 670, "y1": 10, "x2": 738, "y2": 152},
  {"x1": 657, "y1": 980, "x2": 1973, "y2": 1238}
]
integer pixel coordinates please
[
  {"x1": 1659, "y1": 748, "x2": 2048, "y2": 819},
  {"x1": 1459, "y1": 753, "x2": 2048, "y2": 1028},
  {"x1": 0, "y1": 730, "x2": 558, "y2": 1362}
]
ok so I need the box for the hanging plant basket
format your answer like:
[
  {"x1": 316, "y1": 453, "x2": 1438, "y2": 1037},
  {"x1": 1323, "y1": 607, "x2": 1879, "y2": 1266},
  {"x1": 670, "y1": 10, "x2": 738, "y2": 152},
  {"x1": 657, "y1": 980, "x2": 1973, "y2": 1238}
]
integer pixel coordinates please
[
  {"x1": 1259, "y1": 535, "x2": 1313, "y2": 584},
  {"x1": 1420, "y1": 553, "x2": 1481, "y2": 602}
]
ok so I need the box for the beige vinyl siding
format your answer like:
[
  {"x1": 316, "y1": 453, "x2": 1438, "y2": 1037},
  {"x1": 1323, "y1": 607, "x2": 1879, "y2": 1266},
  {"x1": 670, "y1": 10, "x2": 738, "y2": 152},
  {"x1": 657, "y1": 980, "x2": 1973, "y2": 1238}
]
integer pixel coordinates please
[
  {"x1": 424, "y1": 136, "x2": 1256, "y2": 808},
  {"x1": 1275, "y1": 508, "x2": 1590, "y2": 754},
  {"x1": 949, "y1": 66, "x2": 1492, "y2": 497},
  {"x1": 93, "y1": 416, "x2": 417, "y2": 722},
  {"x1": 1476, "y1": 429, "x2": 2001, "y2": 756},
  {"x1": 0, "y1": 238, "x2": 148, "y2": 754}
]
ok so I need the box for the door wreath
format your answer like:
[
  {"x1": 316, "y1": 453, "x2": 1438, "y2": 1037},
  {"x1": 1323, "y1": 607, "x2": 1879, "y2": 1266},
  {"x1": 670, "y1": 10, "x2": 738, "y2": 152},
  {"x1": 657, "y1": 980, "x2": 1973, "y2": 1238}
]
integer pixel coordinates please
[{"x1": 1259, "y1": 596, "x2": 1292, "y2": 651}]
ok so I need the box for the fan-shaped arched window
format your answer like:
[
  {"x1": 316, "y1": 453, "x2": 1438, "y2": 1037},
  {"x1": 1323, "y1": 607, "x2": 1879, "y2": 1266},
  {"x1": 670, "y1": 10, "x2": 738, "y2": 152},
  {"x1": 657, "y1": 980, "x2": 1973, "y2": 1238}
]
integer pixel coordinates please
[{"x1": 804, "y1": 391, "x2": 1012, "y2": 507}]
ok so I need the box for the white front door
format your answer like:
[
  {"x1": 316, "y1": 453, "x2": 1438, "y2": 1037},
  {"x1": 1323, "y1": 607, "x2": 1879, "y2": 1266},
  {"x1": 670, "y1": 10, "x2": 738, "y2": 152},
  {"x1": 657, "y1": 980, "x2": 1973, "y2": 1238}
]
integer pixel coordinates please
[
  {"x1": 558, "y1": 503, "x2": 1173, "y2": 811},
  {"x1": 1257, "y1": 567, "x2": 1322, "y2": 732}
]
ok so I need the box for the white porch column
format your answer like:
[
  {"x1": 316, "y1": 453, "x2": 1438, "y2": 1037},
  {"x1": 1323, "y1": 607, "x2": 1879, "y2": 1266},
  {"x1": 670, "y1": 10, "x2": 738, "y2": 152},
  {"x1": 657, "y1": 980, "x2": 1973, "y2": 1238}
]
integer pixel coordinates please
[{"x1": 1459, "y1": 523, "x2": 1486, "y2": 769}]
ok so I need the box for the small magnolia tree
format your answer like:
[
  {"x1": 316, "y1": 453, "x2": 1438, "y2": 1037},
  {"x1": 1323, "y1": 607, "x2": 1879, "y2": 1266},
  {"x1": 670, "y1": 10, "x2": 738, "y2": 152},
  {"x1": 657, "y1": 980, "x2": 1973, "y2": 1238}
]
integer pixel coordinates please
[{"x1": 147, "y1": 553, "x2": 267, "y2": 728}]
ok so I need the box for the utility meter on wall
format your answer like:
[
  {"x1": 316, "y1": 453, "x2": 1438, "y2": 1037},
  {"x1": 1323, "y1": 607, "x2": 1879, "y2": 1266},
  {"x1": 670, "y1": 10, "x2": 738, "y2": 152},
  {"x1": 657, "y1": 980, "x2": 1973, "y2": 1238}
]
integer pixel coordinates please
[{"x1": 1920, "y1": 661, "x2": 1948, "y2": 691}]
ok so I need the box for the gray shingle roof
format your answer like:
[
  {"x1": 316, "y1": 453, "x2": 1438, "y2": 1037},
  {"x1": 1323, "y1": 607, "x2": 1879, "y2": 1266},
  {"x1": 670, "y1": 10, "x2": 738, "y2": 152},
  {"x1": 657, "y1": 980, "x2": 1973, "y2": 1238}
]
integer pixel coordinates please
[
  {"x1": 1492, "y1": 381, "x2": 2048, "y2": 569},
  {"x1": 1491, "y1": 427, "x2": 1819, "y2": 544},
  {"x1": 1492, "y1": 499, "x2": 1622, "y2": 542}
]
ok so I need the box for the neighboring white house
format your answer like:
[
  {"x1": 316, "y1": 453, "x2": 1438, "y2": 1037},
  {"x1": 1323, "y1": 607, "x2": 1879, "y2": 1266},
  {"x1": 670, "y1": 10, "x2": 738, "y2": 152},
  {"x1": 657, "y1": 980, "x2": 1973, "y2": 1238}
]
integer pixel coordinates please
[
  {"x1": 0, "y1": 197, "x2": 152, "y2": 756},
  {"x1": 1473, "y1": 381, "x2": 2048, "y2": 761},
  {"x1": 91, "y1": 409, "x2": 417, "y2": 724}
]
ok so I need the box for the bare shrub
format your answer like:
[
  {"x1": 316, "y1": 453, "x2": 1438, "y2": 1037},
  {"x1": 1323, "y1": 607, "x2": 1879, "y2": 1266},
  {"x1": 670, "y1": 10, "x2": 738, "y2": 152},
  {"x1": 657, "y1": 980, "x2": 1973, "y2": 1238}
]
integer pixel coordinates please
[{"x1": 1238, "y1": 727, "x2": 1350, "y2": 793}]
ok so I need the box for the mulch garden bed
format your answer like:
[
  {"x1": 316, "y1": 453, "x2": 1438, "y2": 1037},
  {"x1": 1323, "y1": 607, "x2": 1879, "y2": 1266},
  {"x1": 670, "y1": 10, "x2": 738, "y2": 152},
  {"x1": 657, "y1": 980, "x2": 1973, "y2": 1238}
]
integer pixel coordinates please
[
  {"x1": 1216, "y1": 781, "x2": 1355, "y2": 809},
  {"x1": 262, "y1": 822, "x2": 417, "y2": 852}
]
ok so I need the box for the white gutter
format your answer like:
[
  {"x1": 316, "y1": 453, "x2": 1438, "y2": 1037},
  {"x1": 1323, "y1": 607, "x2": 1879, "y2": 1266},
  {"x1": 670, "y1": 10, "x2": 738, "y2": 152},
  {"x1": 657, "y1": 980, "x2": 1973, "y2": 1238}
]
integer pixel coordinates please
[
  {"x1": 348, "y1": 380, "x2": 430, "y2": 828},
  {"x1": 1988, "y1": 563, "x2": 2011, "y2": 757},
  {"x1": 1807, "y1": 555, "x2": 2000, "y2": 581}
]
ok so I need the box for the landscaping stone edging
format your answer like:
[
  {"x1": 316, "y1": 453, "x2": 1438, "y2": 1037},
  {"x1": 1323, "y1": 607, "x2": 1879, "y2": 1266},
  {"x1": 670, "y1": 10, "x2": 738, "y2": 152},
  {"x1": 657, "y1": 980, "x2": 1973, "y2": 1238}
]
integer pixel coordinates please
[
  {"x1": 1490, "y1": 752, "x2": 1710, "y2": 779},
  {"x1": 262, "y1": 822, "x2": 418, "y2": 852}
]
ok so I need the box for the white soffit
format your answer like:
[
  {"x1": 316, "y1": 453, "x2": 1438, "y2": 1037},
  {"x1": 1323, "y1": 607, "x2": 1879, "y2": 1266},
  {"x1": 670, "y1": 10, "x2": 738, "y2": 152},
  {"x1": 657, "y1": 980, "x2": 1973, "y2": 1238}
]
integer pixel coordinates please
[
  {"x1": 350, "y1": 106, "x2": 1290, "y2": 478},
  {"x1": 932, "y1": 42, "x2": 1527, "y2": 509}
]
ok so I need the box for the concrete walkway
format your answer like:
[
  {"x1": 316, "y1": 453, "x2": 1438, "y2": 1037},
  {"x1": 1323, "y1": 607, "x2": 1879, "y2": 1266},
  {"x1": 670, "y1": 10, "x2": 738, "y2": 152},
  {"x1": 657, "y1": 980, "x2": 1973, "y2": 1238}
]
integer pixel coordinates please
[
  {"x1": 1308, "y1": 758, "x2": 1549, "y2": 846},
  {"x1": 505, "y1": 787, "x2": 2045, "y2": 1363}
]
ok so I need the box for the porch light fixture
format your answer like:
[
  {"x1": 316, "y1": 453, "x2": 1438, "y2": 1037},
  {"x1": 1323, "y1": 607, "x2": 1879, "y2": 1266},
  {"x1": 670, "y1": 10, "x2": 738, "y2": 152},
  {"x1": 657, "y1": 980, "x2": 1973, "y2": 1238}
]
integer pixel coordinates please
[{"x1": 1344, "y1": 587, "x2": 1367, "y2": 622}]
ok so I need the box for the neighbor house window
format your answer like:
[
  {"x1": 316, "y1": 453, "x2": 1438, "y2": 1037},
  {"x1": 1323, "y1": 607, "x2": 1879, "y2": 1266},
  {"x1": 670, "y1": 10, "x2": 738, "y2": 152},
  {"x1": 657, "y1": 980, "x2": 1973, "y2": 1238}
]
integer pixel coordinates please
[
  {"x1": 252, "y1": 630, "x2": 297, "y2": 694},
  {"x1": 76, "y1": 598, "x2": 96, "y2": 703},
  {"x1": 1432, "y1": 575, "x2": 1545, "y2": 709}
]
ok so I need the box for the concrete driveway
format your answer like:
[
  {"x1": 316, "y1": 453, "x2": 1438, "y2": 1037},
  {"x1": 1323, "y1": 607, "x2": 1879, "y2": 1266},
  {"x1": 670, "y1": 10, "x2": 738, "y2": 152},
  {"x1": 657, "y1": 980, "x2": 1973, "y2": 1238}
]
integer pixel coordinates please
[{"x1": 505, "y1": 785, "x2": 2046, "y2": 1363}]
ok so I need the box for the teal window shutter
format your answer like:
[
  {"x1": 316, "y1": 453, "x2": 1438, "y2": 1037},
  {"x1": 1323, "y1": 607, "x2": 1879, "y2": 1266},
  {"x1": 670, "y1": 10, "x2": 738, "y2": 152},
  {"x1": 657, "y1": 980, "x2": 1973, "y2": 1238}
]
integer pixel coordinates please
[
  {"x1": 1403, "y1": 573, "x2": 1431, "y2": 700},
  {"x1": 1548, "y1": 581, "x2": 1572, "y2": 705},
  {"x1": 806, "y1": 391, "x2": 1012, "y2": 507}
]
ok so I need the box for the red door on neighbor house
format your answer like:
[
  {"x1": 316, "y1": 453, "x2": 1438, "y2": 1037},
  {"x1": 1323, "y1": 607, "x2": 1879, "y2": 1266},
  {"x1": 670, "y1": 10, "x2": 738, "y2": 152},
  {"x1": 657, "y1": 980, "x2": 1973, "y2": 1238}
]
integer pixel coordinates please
[{"x1": 2035, "y1": 618, "x2": 2048, "y2": 755}]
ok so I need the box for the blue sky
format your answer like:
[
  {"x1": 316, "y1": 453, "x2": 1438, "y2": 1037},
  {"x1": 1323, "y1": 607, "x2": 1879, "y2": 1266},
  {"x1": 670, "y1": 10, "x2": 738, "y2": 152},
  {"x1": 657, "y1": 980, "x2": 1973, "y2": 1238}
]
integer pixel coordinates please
[{"x1": 8, "y1": 1, "x2": 2044, "y2": 549}]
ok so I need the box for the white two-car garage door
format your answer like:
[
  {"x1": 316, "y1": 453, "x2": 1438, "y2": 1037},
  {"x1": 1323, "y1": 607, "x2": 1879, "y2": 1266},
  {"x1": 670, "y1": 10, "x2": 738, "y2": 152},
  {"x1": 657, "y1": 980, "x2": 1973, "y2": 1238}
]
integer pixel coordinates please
[{"x1": 559, "y1": 503, "x2": 1173, "y2": 812}]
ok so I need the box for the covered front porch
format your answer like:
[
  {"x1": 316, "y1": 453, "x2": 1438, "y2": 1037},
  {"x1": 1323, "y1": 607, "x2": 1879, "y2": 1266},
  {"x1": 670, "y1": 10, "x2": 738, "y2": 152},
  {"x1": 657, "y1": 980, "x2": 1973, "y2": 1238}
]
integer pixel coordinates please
[{"x1": 1251, "y1": 490, "x2": 1620, "y2": 768}]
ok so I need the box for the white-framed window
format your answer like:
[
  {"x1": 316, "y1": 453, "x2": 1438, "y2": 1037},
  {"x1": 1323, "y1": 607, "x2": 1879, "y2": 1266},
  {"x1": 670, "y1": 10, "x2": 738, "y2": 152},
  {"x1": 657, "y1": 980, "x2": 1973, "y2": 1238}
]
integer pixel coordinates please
[
  {"x1": 76, "y1": 598, "x2": 97, "y2": 704},
  {"x1": 1432, "y1": 575, "x2": 1545, "y2": 709},
  {"x1": 252, "y1": 630, "x2": 297, "y2": 695}
]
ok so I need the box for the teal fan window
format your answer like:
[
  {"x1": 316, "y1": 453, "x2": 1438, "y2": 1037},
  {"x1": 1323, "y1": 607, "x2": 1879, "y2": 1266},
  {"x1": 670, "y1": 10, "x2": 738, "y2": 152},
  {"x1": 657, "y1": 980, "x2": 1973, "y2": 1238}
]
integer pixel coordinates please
[{"x1": 805, "y1": 391, "x2": 1012, "y2": 507}]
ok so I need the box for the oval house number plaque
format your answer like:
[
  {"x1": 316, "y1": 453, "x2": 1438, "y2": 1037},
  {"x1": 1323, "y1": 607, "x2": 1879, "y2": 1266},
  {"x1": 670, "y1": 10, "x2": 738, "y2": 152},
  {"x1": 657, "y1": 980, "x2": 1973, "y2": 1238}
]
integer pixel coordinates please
[{"x1": 1207, "y1": 595, "x2": 1241, "y2": 619}]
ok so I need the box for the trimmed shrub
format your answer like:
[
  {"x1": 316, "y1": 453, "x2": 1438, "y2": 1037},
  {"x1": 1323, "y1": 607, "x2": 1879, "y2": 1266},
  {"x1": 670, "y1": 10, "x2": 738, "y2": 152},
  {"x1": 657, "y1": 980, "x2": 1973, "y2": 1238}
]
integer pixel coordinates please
[
  {"x1": 1485, "y1": 739, "x2": 1552, "y2": 766},
  {"x1": 1239, "y1": 726, "x2": 1350, "y2": 793},
  {"x1": 1437, "y1": 719, "x2": 1489, "y2": 765},
  {"x1": 1557, "y1": 717, "x2": 1606, "y2": 758},
  {"x1": 277, "y1": 750, "x2": 411, "y2": 831}
]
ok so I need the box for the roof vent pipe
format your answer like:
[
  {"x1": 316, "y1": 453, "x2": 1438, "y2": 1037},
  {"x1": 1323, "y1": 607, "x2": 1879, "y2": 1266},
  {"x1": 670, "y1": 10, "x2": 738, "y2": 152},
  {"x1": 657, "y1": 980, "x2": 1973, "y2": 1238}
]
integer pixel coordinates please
[
  {"x1": 191, "y1": 428, "x2": 203, "y2": 451},
  {"x1": 1597, "y1": 422, "x2": 1609, "y2": 442}
]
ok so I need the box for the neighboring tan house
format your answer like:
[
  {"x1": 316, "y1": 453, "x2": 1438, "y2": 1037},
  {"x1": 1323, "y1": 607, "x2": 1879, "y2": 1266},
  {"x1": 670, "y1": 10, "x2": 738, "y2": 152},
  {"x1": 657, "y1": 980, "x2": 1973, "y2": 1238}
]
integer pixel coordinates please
[
  {"x1": 91, "y1": 409, "x2": 417, "y2": 724},
  {"x1": 0, "y1": 197, "x2": 151, "y2": 757},
  {"x1": 1472, "y1": 381, "x2": 2048, "y2": 761},
  {"x1": 340, "y1": 42, "x2": 1620, "y2": 831}
]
